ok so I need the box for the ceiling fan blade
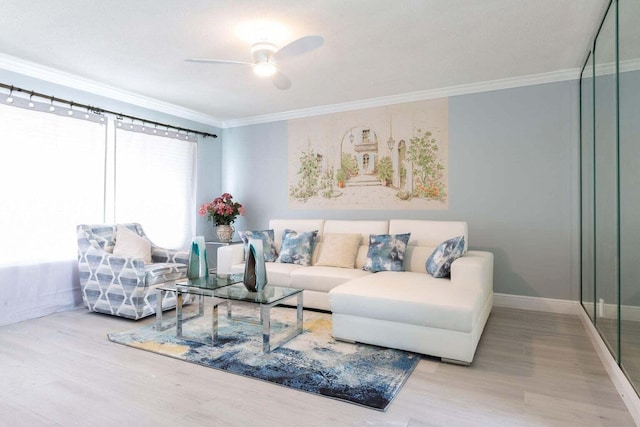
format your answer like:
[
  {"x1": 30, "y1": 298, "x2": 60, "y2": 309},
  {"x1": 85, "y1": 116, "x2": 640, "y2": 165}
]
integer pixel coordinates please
[
  {"x1": 273, "y1": 35, "x2": 324, "y2": 62},
  {"x1": 185, "y1": 58, "x2": 253, "y2": 66},
  {"x1": 272, "y1": 70, "x2": 292, "y2": 90}
]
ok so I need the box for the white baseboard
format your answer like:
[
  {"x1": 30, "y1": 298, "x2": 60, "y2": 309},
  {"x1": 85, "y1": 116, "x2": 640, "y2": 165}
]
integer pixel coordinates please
[
  {"x1": 494, "y1": 292, "x2": 640, "y2": 425},
  {"x1": 493, "y1": 293, "x2": 579, "y2": 315},
  {"x1": 578, "y1": 308, "x2": 640, "y2": 426},
  {"x1": 496, "y1": 292, "x2": 640, "y2": 322},
  {"x1": 585, "y1": 301, "x2": 640, "y2": 322}
]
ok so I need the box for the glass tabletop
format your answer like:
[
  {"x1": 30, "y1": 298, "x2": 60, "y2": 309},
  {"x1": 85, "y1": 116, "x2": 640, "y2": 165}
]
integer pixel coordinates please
[
  {"x1": 214, "y1": 283, "x2": 302, "y2": 305},
  {"x1": 161, "y1": 274, "x2": 301, "y2": 305},
  {"x1": 165, "y1": 273, "x2": 243, "y2": 292}
]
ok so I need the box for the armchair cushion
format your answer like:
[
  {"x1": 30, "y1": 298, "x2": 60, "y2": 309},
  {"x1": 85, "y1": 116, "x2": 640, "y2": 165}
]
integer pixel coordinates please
[{"x1": 113, "y1": 225, "x2": 152, "y2": 264}]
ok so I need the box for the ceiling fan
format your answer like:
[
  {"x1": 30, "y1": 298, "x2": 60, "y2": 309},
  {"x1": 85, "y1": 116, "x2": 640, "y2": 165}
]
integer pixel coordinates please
[{"x1": 186, "y1": 35, "x2": 324, "y2": 90}]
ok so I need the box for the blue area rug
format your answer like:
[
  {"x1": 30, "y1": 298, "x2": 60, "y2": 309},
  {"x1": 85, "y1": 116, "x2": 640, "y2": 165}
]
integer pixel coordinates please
[{"x1": 108, "y1": 306, "x2": 419, "y2": 411}]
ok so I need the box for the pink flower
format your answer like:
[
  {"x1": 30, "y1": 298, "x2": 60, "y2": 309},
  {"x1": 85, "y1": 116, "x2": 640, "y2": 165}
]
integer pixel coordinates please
[{"x1": 199, "y1": 193, "x2": 245, "y2": 225}]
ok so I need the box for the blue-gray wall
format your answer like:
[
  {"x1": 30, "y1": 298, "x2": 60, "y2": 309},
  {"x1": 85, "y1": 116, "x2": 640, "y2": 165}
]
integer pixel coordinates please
[{"x1": 222, "y1": 80, "x2": 580, "y2": 300}]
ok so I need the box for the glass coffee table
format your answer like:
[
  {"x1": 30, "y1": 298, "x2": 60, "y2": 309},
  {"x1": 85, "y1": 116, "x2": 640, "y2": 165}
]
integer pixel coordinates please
[
  {"x1": 156, "y1": 274, "x2": 303, "y2": 353},
  {"x1": 155, "y1": 273, "x2": 242, "y2": 331}
]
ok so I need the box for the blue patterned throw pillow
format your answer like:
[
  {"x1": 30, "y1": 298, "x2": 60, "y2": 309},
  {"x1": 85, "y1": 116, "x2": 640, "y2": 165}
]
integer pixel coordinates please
[
  {"x1": 363, "y1": 233, "x2": 411, "y2": 272},
  {"x1": 239, "y1": 229, "x2": 278, "y2": 262},
  {"x1": 276, "y1": 229, "x2": 318, "y2": 266},
  {"x1": 426, "y1": 236, "x2": 465, "y2": 278}
]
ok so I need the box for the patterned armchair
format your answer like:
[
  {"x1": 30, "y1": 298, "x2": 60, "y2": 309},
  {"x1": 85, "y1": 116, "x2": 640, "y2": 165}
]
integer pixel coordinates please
[{"x1": 77, "y1": 223, "x2": 189, "y2": 320}]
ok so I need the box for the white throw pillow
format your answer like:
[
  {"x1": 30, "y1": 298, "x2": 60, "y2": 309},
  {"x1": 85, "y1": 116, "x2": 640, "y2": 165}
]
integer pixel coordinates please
[
  {"x1": 315, "y1": 233, "x2": 362, "y2": 268},
  {"x1": 113, "y1": 225, "x2": 152, "y2": 264}
]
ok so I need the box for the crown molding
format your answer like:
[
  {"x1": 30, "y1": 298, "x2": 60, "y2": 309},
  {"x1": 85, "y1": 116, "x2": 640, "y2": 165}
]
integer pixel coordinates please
[
  {"x1": 1, "y1": 51, "x2": 591, "y2": 130},
  {"x1": 222, "y1": 67, "x2": 581, "y2": 128},
  {"x1": 589, "y1": 57, "x2": 640, "y2": 77},
  {"x1": 0, "y1": 53, "x2": 223, "y2": 128}
]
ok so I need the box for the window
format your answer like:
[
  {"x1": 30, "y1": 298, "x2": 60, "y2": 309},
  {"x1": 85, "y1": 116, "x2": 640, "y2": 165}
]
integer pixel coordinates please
[
  {"x1": 114, "y1": 129, "x2": 196, "y2": 249},
  {"x1": 0, "y1": 102, "x2": 198, "y2": 264},
  {"x1": 0, "y1": 103, "x2": 106, "y2": 264}
]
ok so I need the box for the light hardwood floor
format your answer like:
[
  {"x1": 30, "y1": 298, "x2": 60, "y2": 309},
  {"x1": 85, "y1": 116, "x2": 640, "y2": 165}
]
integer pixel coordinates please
[{"x1": 0, "y1": 306, "x2": 636, "y2": 427}]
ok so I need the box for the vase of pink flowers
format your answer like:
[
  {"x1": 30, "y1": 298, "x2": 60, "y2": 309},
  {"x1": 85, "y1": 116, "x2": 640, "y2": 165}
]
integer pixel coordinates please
[{"x1": 199, "y1": 193, "x2": 245, "y2": 242}]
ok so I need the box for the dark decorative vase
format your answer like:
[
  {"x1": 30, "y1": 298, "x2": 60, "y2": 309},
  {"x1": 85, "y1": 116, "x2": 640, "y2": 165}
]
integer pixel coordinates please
[{"x1": 243, "y1": 238, "x2": 267, "y2": 292}]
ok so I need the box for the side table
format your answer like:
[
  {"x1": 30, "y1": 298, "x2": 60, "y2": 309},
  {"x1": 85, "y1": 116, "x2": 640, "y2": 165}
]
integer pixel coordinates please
[{"x1": 205, "y1": 240, "x2": 242, "y2": 272}]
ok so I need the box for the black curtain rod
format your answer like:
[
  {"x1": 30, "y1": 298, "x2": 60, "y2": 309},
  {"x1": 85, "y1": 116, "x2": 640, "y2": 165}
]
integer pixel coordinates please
[{"x1": 0, "y1": 82, "x2": 217, "y2": 139}]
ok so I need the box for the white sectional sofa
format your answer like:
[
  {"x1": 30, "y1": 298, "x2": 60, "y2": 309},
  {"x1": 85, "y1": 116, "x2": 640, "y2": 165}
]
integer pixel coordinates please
[{"x1": 217, "y1": 218, "x2": 494, "y2": 364}]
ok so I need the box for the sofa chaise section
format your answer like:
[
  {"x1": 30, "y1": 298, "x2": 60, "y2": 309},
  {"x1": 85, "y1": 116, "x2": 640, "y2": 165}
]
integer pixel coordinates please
[{"x1": 329, "y1": 253, "x2": 494, "y2": 364}]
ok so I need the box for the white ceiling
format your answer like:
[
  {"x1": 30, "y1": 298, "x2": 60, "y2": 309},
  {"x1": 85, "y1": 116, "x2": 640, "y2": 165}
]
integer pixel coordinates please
[{"x1": 0, "y1": 0, "x2": 607, "y2": 127}]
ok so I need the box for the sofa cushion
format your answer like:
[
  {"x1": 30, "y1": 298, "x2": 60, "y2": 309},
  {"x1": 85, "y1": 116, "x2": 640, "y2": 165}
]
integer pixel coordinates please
[
  {"x1": 322, "y1": 220, "x2": 389, "y2": 269},
  {"x1": 239, "y1": 229, "x2": 278, "y2": 262},
  {"x1": 290, "y1": 266, "x2": 371, "y2": 293},
  {"x1": 113, "y1": 225, "x2": 152, "y2": 264},
  {"x1": 329, "y1": 271, "x2": 483, "y2": 333},
  {"x1": 389, "y1": 219, "x2": 468, "y2": 252},
  {"x1": 363, "y1": 233, "x2": 410, "y2": 272},
  {"x1": 426, "y1": 236, "x2": 465, "y2": 278},
  {"x1": 403, "y1": 246, "x2": 436, "y2": 273},
  {"x1": 315, "y1": 233, "x2": 361, "y2": 268},
  {"x1": 277, "y1": 229, "x2": 318, "y2": 266},
  {"x1": 323, "y1": 220, "x2": 388, "y2": 236},
  {"x1": 269, "y1": 219, "x2": 325, "y2": 246},
  {"x1": 231, "y1": 261, "x2": 303, "y2": 287}
]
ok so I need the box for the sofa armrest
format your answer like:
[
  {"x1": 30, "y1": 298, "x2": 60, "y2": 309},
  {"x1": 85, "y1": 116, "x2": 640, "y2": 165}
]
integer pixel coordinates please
[
  {"x1": 217, "y1": 244, "x2": 245, "y2": 274},
  {"x1": 450, "y1": 250, "x2": 494, "y2": 298}
]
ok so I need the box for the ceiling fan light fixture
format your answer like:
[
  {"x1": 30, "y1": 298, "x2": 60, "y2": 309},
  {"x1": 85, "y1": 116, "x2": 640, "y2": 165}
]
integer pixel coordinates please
[
  {"x1": 186, "y1": 33, "x2": 322, "y2": 90},
  {"x1": 253, "y1": 61, "x2": 277, "y2": 77}
]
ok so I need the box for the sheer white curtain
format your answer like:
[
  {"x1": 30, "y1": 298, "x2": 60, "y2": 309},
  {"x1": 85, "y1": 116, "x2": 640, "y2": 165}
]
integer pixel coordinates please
[
  {"x1": 0, "y1": 103, "x2": 106, "y2": 265},
  {"x1": 0, "y1": 99, "x2": 199, "y2": 327},
  {"x1": 114, "y1": 128, "x2": 197, "y2": 249},
  {"x1": 0, "y1": 101, "x2": 106, "y2": 326}
]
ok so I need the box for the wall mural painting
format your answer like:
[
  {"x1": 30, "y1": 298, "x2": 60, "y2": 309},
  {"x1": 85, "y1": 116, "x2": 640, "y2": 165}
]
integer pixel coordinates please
[{"x1": 288, "y1": 98, "x2": 449, "y2": 210}]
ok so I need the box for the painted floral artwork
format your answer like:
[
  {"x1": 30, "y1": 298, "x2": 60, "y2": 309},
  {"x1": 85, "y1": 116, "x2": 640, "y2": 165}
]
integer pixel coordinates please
[{"x1": 288, "y1": 98, "x2": 448, "y2": 210}]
